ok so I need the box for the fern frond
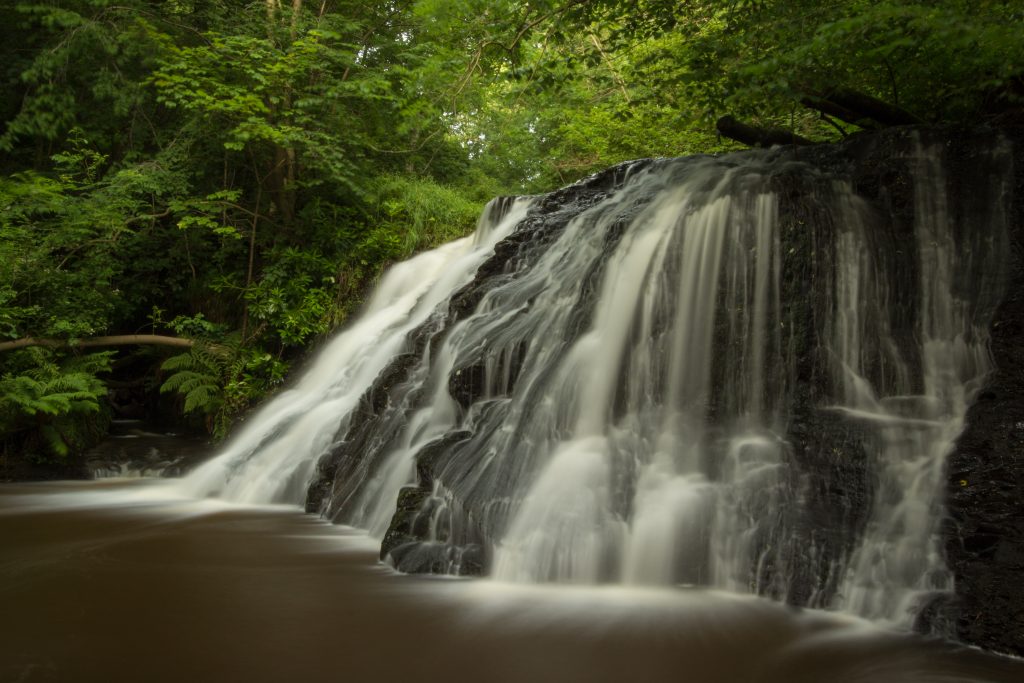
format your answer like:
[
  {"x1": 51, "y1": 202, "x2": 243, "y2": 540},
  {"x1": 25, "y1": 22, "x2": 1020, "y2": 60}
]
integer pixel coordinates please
[
  {"x1": 35, "y1": 394, "x2": 72, "y2": 416},
  {"x1": 161, "y1": 352, "x2": 202, "y2": 372},
  {"x1": 183, "y1": 385, "x2": 220, "y2": 414},
  {"x1": 160, "y1": 348, "x2": 225, "y2": 419},
  {"x1": 43, "y1": 374, "x2": 93, "y2": 395},
  {"x1": 63, "y1": 351, "x2": 114, "y2": 376},
  {"x1": 39, "y1": 424, "x2": 69, "y2": 457},
  {"x1": 161, "y1": 370, "x2": 216, "y2": 393}
]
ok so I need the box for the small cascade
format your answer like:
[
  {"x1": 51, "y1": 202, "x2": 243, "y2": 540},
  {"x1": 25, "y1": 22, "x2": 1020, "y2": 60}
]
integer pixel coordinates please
[
  {"x1": 174, "y1": 196, "x2": 534, "y2": 504},
  {"x1": 830, "y1": 142, "x2": 1009, "y2": 626},
  {"x1": 86, "y1": 420, "x2": 211, "y2": 479},
  {"x1": 175, "y1": 129, "x2": 1013, "y2": 634},
  {"x1": 489, "y1": 168, "x2": 790, "y2": 585}
]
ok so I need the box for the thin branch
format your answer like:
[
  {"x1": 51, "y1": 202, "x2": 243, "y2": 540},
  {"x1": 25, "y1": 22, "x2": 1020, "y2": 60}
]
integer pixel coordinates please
[
  {"x1": 818, "y1": 112, "x2": 848, "y2": 138},
  {"x1": 513, "y1": 27, "x2": 554, "y2": 107},
  {"x1": 124, "y1": 208, "x2": 173, "y2": 225},
  {"x1": 103, "y1": 6, "x2": 213, "y2": 45},
  {"x1": 213, "y1": 200, "x2": 277, "y2": 225},
  {"x1": 242, "y1": 181, "x2": 263, "y2": 343},
  {"x1": 884, "y1": 59, "x2": 900, "y2": 107},
  {"x1": 55, "y1": 239, "x2": 117, "y2": 270},
  {"x1": 183, "y1": 231, "x2": 197, "y2": 282},
  {"x1": 363, "y1": 128, "x2": 442, "y2": 155},
  {"x1": 589, "y1": 33, "x2": 630, "y2": 104},
  {"x1": 449, "y1": 0, "x2": 593, "y2": 112}
]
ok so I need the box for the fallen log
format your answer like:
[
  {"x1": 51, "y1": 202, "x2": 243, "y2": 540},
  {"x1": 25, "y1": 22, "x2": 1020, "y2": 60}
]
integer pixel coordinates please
[
  {"x1": 800, "y1": 96, "x2": 881, "y2": 130},
  {"x1": 716, "y1": 115, "x2": 816, "y2": 148},
  {"x1": 0, "y1": 334, "x2": 197, "y2": 353},
  {"x1": 805, "y1": 88, "x2": 924, "y2": 127}
]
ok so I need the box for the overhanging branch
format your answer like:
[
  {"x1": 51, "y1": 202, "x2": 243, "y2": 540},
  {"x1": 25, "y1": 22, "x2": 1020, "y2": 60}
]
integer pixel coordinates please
[
  {"x1": 716, "y1": 115, "x2": 815, "y2": 148},
  {"x1": 802, "y1": 87, "x2": 924, "y2": 128},
  {"x1": 0, "y1": 335, "x2": 199, "y2": 353}
]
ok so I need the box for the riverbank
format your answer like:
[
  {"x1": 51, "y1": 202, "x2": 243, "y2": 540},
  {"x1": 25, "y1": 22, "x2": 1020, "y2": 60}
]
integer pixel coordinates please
[{"x1": 1, "y1": 422, "x2": 212, "y2": 483}]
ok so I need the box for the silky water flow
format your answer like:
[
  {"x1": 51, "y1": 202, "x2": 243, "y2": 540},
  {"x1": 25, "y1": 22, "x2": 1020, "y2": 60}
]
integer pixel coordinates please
[{"x1": 172, "y1": 138, "x2": 1010, "y2": 631}]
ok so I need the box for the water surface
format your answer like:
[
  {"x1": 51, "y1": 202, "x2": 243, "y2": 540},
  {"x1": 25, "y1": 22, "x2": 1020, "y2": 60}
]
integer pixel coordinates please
[{"x1": 2, "y1": 480, "x2": 1021, "y2": 683}]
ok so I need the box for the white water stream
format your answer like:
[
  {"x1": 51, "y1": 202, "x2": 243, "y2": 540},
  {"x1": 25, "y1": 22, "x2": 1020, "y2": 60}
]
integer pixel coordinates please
[
  {"x1": 165, "y1": 140, "x2": 1008, "y2": 630},
  {"x1": 174, "y1": 197, "x2": 534, "y2": 505}
]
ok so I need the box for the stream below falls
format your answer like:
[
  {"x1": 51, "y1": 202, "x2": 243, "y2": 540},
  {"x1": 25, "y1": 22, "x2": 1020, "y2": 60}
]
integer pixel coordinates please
[{"x1": 2, "y1": 479, "x2": 1022, "y2": 683}]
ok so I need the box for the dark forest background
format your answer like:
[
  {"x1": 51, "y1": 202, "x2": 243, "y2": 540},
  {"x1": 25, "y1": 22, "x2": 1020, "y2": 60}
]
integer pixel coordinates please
[{"x1": 1, "y1": 0, "x2": 1020, "y2": 465}]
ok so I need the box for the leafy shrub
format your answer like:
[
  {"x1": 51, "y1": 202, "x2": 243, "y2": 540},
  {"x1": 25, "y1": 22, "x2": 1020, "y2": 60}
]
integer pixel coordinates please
[
  {"x1": 160, "y1": 341, "x2": 287, "y2": 439},
  {"x1": 0, "y1": 350, "x2": 112, "y2": 460}
]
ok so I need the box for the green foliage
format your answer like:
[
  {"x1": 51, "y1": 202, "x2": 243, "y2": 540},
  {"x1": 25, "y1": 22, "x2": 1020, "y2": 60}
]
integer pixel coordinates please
[
  {"x1": 242, "y1": 248, "x2": 336, "y2": 346},
  {"x1": 2, "y1": 0, "x2": 1020, "y2": 466},
  {"x1": 572, "y1": 0, "x2": 1024, "y2": 129},
  {"x1": 444, "y1": 0, "x2": 1023, "y2": 187},
  {"x1": 0, "y1": 351, "x2": 112, "y2": 459},
  {"x1": 369, "y1": 175, "x2": 483, "y2": 255},
  {"x1": 0, "y1": 1, "x2": 161, "y2": 159},
  {"x1": 160, "y1": 347, "x2": 224, "y2": 416},
  {"x1": 0, "y1": 131, "x2": 198, "y2": 341},
  {"x1": 160, "y1": 342, "x2": 288, "y2": 439},
  {"x1": 150, "y1": 28, "x2": 365, "y2": 189}
]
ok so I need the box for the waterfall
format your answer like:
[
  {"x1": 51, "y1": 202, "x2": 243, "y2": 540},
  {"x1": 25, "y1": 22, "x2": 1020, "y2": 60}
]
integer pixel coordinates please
[
  {"x1": 175, "y1": 132, "x2": 1012, "y2": 631},
  {"x1": 174, "y1": 196, "x2": 535, "y2": 504},
  {"x1": 490, "y1": 168, "x2": 786, "y2": 585},
  {"x1": 831, "y1": 143, "x2": 1007, "y2": 626}
]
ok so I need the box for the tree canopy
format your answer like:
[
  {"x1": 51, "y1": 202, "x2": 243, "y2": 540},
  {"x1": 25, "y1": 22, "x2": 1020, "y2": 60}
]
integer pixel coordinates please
[{"x1": 1, "y1": 0, "x2": 1020, "y2": 465}]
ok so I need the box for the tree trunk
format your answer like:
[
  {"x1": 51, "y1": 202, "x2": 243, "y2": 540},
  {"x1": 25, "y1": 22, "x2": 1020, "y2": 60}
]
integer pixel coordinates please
[
  {"x1": 804, "y1": 88, "x2": 924, "y2": 127},
  {"x1": 716, "y1": 116, "x2": 816, "y2": 148},
  {"x1": 800, "y1": 96, "x2": 881, "y2": 130},
  {"x1": 0, "y1": 335, "x2": 198, "y2": 353}
]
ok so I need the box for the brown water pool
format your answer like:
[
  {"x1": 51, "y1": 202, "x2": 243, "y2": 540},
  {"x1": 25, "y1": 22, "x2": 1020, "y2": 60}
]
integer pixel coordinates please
[{"x1": 1, "y1": 480, "x2": 1021, "y2": 683}]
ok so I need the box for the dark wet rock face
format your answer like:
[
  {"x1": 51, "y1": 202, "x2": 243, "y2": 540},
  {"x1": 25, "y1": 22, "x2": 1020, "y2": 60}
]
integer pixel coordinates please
[
  {"x1": 306, "y1": 126, "x2": 1024, "y2": 658},
  {"x1": 306, "y1": 169, "x2": 644, "y2": 525},
  {"x1": 943, "y1": 127, "x2": 1024, "y2": 658}
]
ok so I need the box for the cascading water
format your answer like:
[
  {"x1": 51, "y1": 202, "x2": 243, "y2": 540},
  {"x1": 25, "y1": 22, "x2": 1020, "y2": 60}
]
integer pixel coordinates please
[
  {"x1": 175, "y1": 130, "x2": 1011, "y2": 633},
  {"x1": 490, "y1": 174, "x2": 788, "y2": 587},
  {"x1": 174, "y1": 196, "x2": 534, "y2": 504},
  {"x1": 830, "y1": 142, "x2": 1009, "y2": 626}
]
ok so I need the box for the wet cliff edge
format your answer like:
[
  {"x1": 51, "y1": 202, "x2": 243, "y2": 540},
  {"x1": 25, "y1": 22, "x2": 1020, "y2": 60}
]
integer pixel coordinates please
[
  {"x1": 943, "y1": 125, "x2": 1024, "y2": 658},
  {"x1": 305, "y1": 125, "x2": 1024, "y2": 658}
]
